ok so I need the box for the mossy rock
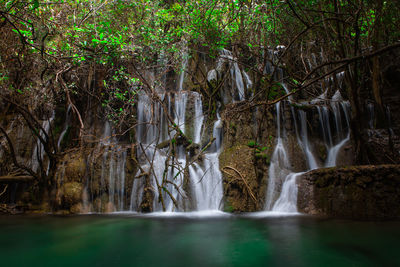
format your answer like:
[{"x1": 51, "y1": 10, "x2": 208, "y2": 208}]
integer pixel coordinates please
[
  {"x1": 62, "y1": 182, "x2": 83, "y2": 207},
  {"x1": 70, "y1": 203, "x2": 83, "y2": 214},
  {"x1": 219, "y1": 144, "x2": 260, "y2": 212},
  {"x1": 63, "y1": 153, "x2": 86, "y2": 182},
  {"x1": 297, "y1": 164, "x2": 400, "y2": 219}
]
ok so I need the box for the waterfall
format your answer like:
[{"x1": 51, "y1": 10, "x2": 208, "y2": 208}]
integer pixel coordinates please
[
  {"x1": 174, "y1": 92, "x2": 188, "y2": 134},
  {"x1": 134, "y1": 93, "x2": 179, "y2": 212},
  {"x1": 146, "y1": 148, "x2": 186, "y2": 212},
  {"x1": 218, "y1": 49, "x2": 245, "y2": 101},
  {"x1": 212, "y1": 112, "x2": 223, "y2": 152},
  {"x1": 66, "y1": 47, "x2": 353, "y2": 215},
  {"x1": 189, "y1": 111, "x2": 223, "y2": 211},
  {"x1": 272, "y1": 172, "x2": 304, "y2": 212},
  {"x1": 232, "y1": 62, "x2": 245, "y2": 101},
  {"x1": 367, "y1": 102, "x2": 375, "y2": 129},
  {"x1": 80, "y1": 121, "x2": 129, "y2": 212},
  {"x1": 131, "y1": 91, "x2": 223, "y2": 212},
  {"x1": 189, "y1": 153, "x2": 223, "y2": 211},
  {"x1": 178, "y1": 41, "x2": 188, "y2": 92},
  {"x1": 317, "y1": 106, "x2": 333, "y2": 147},
  {"x1": 325, "y1": 91, "x2": 351, "y2": 167},
  {"x1": 265, "y1": 102, "x2": 290, "y2": 210},
  {"x1": 193, "y1": 92, "x2": 204, "y2": 144},
  {"x1": 267, "y1": 89, "x2": 351, "y2": 213},
  {"x1": 31, "y1": 112, "x2": 55, "y2": 173},
  {"x1": 297, "y1": 110, "x2": 319, "y2": 170},
  {"x1": 243, "y1": 71, "x2": 252, "y2": 90},
  {"x1": 386, "y1": 105, "x2": 395, "y2": 136},
  {"x1": 129, "y1": 170, "x2": 143, "y2": 211}
]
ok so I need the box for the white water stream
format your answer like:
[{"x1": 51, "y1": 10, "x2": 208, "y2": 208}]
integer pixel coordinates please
[
  {"x1": 267, "y1": 90, "x2": 351, "y2": 213},
  {"x1": 131, "y1": 90, "x2": 224, "y2": 212},
  {"x1": 46, "y1": 47, "x2": 355, "y2": 215},
  {"x1": 31, "y1": 112, "x2": 55, "y2": 173},
  {"x1": 217, "y1": 49, "x2": 245, "y2": 101}
]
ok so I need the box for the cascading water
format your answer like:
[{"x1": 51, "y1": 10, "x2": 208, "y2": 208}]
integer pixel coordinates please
[
  {"x1": 131, "y1": 90, "x2": 224, "y2": 212},
  {"x1": 125, "y1": 45, "x2": 229, "y2": 212},
  {"x1": 133, "y1": 93, "x2": 176, "y2": 212},
  {"x1": 297, "y1": 110, "x2": 319, "y2": 170},
  {"x1": 386, "y1": 105, "x2": 395, "y2": 136},
  {"x1": 178, "y1": 41, "x2": 188, "y2": 92},
  {"x1": 266, "y1": 89, "x2": 351, "y2": 213},
  {"x1": 265, "y1": 102, "x2": 291, "y2": 210},
  {"x1": 80, "y1": 121, "x2": 129, "y2": 213},
  {"x1": 174, "y1": 92, "x2": 188, "y2": 134},
  {"x1": 193, "y1": 93, "x2": 204, "y2": 144},
  {"x1": 367, "y1": 102, "x2": 375, "y2": 130},
  {"x1": 189, "y1": 107, "x2": 223, "y2": 211},
  {"x1": 61, "y1": 45, "x2": 353, "y2": 215},
  {"x1": 31, "y1": 112, "x2": 55, "y2": 173},
  {"x1": 272, "y1": 172, "x2": 304, "y2": 212},
  {"x1": 325, "y1": 91, "x2": 351, "y2": 167},
  {"x1": 217, "y1": 49, "x2": 245, "y2": 101}
]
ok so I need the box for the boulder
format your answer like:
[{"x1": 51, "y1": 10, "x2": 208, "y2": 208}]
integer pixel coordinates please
[{"x1": 297, "y1": 165, "x2": 400, "y2": 219}]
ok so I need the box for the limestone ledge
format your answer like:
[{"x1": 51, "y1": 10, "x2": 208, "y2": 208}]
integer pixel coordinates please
[{"x1": 297, "y1": 165, "x2": 400, "y2": 219}]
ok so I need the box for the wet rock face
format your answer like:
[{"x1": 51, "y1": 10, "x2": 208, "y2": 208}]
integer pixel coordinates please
[
  {"x1": 364, "y1": 129, "x2": 400, "y2": 164},
  {"x1": 53, "y1": 146, "x2": 137, "y2": 214},
  {"x1": 61, "y1": 182, "x2": 83, "y2": 210},
  {"x1": 63, "y1": 152, "x2": 86, "y2": 183},
  {"x1": 219, "y1": 145, "x2": 263, "y2": 212},
  {"x1": 297, "y1": 165, "x2": 400, "y2": 219},
  {"x1": 219, "y1": 105, "x2": 274, "y2": 212}
]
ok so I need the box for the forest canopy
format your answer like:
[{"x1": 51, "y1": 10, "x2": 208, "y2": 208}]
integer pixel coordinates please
[{"x1": 1, "y1": 0, "x2": 399, "y2": 164}]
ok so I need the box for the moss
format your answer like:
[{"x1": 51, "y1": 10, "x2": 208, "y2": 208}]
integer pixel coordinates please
[
  {"x1": 223, "y1": 200, "x2": 234, "y2": 213},
  {"x1": 62, "y1": 182, "x2": 83, "y2": 207},
  {"x1": 289, "y1": 102, "x2": 313, "y2": 111},
  {"x1": 219, "y1": 144, "x2": 260, "y2": 212},
  {"x1": 299, "y1": 165, "x2": 400, "y2": 219},
  {"x1": 63, "y1": 152, "x2": 86, "y2": 182},
  {"x1": 247, "y1": 140, "x2": 257, "y2": 147},
  {"x1": 255, "y1": 152, "x2": 269, "y2": 160}
]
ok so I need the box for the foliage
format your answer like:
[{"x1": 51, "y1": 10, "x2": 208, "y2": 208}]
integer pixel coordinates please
[
  {"x1": 0, "y1": 0, "x2": 399, "y2": 166},
  {"x1": 247, "y1": 136, "x2": 273, "y2": 163},
  {"x1": 246, "y1": 140, "x2": 256, "y2": 148}
]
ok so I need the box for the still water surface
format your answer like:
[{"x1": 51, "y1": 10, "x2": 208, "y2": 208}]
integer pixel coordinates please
[{"x1": 0, "y1": 213, "x2": 399, "y2": 267}]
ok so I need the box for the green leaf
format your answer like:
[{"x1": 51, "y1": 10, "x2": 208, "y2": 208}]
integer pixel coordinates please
[{"x1": 31, "y1": 0, "x2": 39, "y2": 10}]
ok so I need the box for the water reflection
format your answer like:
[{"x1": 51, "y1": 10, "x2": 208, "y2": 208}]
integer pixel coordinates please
[{"x1": 0, "y1": 215, "x2": 399, "y2": 267}]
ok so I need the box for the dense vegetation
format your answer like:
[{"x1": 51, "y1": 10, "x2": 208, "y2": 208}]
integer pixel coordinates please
[{"x1": 0, "y1": 0, "x2": 399, "y2": 189}]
